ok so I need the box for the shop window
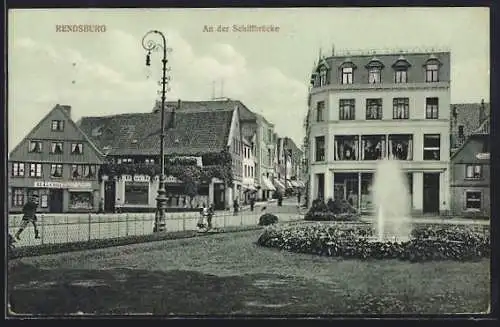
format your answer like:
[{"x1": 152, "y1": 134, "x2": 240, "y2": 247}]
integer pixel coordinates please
[
  {"x1": 361, "y1": 135, "x2": 386, "y2": 160},
  {"x1": 69, "y1": 192, "x2": 93, "y2": 210},
  {"x1": 12, "y1": 188, "x2": 24, "y2": 207},
  {"x1": 465, "y1": 165, "x2": 482, "y2": 179},
  {"x1": 334, "y1": 136, "x2": 359, "y2": 161},
  {"x1": 465, "y1": 191, "x2": 481, "y2": 210},
  {"x1": 51, "y1": 142, "x2": 64, "y2": 154},
  {"x1": 125, "y1": 182, "x2": 149, "y2": 205},
  {"x1": 388, "y1": 134, "x2": 413, "y2": 160},
  {"x1": 12, "y1": 162, "x2": 25, "y2": 177},
  {"x1": 29, "y1": 141, "x2": 42, "y2": 153}
]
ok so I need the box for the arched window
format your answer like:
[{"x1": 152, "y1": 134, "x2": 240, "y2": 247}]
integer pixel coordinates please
[
  {"x1": 392, "y1": 55, "x2": 411, "y2": 83},
  {"x1": 366, "y1": 57, "x2": 384, "y2": 84},
  {"x1": 425, "y1": 56, "x2": 441, "y2": 82},
  {"x1": 319, "y1": 67, "x2": 327, "y2": 87}
]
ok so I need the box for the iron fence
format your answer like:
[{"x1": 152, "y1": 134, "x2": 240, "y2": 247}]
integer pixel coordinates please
[{"x1": 8, "y1": 205, "x2": 305, "y2": 248}]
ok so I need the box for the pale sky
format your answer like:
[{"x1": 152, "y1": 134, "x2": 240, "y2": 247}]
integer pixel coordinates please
[{"x1": 8, "y1": 7, "x2": 490, "y2": 151}]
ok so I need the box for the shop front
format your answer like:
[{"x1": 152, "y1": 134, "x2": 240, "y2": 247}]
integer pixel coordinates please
[{"x1": 9, "y1": 180, "x2": 100, "y2": 213}]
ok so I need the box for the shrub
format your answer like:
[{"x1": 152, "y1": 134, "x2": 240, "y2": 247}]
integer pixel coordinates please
[
  {"x1": 304, "y1": 198, "x2": 359, "y2": 221},
  {"x1": 259, "y1": 213, "x2": 279, "y2": 226},
  {"x1": 257, "y1": 223, "x2": 489, "y2": 262}
]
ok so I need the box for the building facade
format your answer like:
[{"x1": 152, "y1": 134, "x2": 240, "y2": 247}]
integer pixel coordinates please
[
  {"x1": 8, "y1": 104, "x2": 104, "y2": 213},
  {"x1": 450, "y1": 100, "x2": 490, "y2": 154},
  {"x1": 450, "y1": 118, "x2": 490, "y2": 217},
  {"x1": 242, "y1": 135, "x2": 257, "y2": 203},
  {"x1": 306, "y1": 50, "x2": 451, "y2": 215},
  {"x1": 78, "y1": 102, "x2": 242, "y2": 212}
]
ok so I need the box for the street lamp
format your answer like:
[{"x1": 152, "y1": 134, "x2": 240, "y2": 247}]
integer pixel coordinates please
[{"x1": 142, "y1": 30, "x2": 171, "y2": 233}]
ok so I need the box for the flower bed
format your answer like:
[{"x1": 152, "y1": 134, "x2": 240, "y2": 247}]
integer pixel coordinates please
[
  {"x1": 258, "y1": 213, "x2": 278, "y2": 226},
  {"x1": 257, "y1": 223, "x2": 490, "y2": 262}
]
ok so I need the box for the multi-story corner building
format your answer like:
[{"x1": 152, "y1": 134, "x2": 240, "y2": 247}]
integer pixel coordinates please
[
  {"x1": 8, "y1": 104, "x2": 104, "y2": 213},
  {"x1": 306, "y1": 49, "x2": 451, "y2": 215}
]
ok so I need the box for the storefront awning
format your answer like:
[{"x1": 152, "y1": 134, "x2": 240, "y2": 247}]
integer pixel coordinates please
[
  {"x1": 273, "y1": 179, "x2": 286, "y2": 192},
  {"x1": 261, "y1": 177, "x2": 276, "y2": 191},
  {"x1": 285, "y1": 180, "x2": 294, "y2": 188},
  {"x1": 243, "y1": 184, "x2": 257, "y2": 191},
  {"x1": 295, "y1": 181, "x2": 305, "y2": 188},
  {"x1": 290, "y1": 181, "x2": 299, "y2": 187}
]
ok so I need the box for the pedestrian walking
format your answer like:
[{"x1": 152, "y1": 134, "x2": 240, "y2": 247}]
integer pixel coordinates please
[
  {"x1": 197, "y1": 203, "x2": 207, "y2": 229},
  {"x1": 15, "y1": 195, "x2": 40, "y2": 241},
  {"x1": 207, "y1": 203, "x2": 214, "y2": 230}
]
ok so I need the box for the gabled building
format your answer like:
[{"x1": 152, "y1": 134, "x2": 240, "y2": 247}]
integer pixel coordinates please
[
  {"x1": 168, "y1": 99, "x2": 277, "y2": 201},
  {"x1": 8, "y1": 104, "x2": 104, "y2": 213},
  {"x1": 450, "y1": 116, "x2": 490, "y2": 217},
  {"x1": 78, "y1": 102, "x2": 243, "y2": 211},
  {"x1": 450, "y1": 99, "x2": 490, "y2": 154}
]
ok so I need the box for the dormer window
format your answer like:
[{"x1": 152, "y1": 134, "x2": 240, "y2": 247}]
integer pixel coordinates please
[
  {"x1": 366, "y1": 58, "x2": 384, "y2": 84},
  {"x1": 368, "y1": 67, "x2": 381, "y2": 84},
  {"x1": 392, "y1": 56, "x2": 411, "y2": 83},
  {"x1": 341, "y1": 67, "x2": 353, "y2": 85},
  {"x1": 425, "y1": 57, "x2": 441, "y2": 82},
  {"x1": 319, "y1": 67, "x2": 327, "y2": 87}
]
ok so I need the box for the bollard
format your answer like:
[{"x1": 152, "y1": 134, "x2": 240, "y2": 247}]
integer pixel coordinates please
[{"x1": 125, "y1": 214, "x2": 129, "y2": 237}]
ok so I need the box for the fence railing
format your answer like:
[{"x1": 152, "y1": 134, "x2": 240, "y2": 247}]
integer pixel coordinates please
[{"x1": 8, "y1": 205, "x2": 306, "y2": 248}]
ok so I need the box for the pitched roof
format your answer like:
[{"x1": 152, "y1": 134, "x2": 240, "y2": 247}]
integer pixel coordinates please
[
  {"x1": 156, "y1": 99, "x2": 258, "y2": 121},
  {"x1": 78, "y1": 109, "x2": 235, "y2": 156},
  {"x1": 472, "y1": 116, "x2": 490, "y2": 135},
  {"x1": 9, "y1": 104, "x2": 104, "y2": 159}
]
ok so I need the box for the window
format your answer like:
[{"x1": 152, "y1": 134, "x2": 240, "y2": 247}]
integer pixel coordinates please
[
  {"x1": 316, "y1": 101, "x2": 325, "y2": 122},
  {"x1": 319, "y1": 68, "x2": 327, "y2": 87},
  {"x1": 395, "y1": 69, "x2": 408, "y2": 83},
  {"x1": 40, "y1": 194, "x2": 48, "y2": 208},
  {"x1": 341, "y1": 67, "x2": 353, "y2": 84},
  {"x1": 71, "y1": 143, "x2": 83, "y2": 154},
  {"x1": 69, "y1": 192, "x2": 93, "y2": 210},
  {"x1": 388, "y1": 134, "x2": 413, "y2": 160},
  {"x1": 50, "y1": 164, "x2": 63, "y2": 178},
  {"x1": 426, "y1": 63, "x2": 439, "y2": 82},
  {"x1": 426, "y1": 98, "x2": 439, "y2": 119},
  {"x1": 125, "y1": 182, "x2": 149, "y2": 205},
  {"x1": 12, "y1": 162, "x2": 25, "y2": 177},
  {"x1": 366, "y1": 99, "x2": 382, "y2": 120},
  {"x1": 29, "y1": 163, "x2": 42, "y2": 177},
  {"x1": 12, "y1": 188, "x2": 24, "y2": 207},
  {"x1": 465, "y1": 191, "x2": 481, "y2": 210},
  {"x1": 145, "y1": 158, "x2": 155, "y2": 164},
  {"x1": 368, "y1": 67, "x2": 381, "y2": 84},
  {"x1": 315, "y1": 136, "x2": 325, "y2": 162},
  {"x1": 466, "y1": 165, "x2": 482, "y2": 179},
  {"x1": 423, "y1": 134, "x2": 441, "y2": 160},
  {"x1": 361, "y1": 135, "x2": 386, "y2": 160},
  {"x1": 339, "y1": 99, "x2": 355, "y2": 120},
  {"x1": 51, "y1": 142, "x2": 64, "y2": 154},
  {"x1": 458, "y1": 125, "x2": 464, "y2": 137},
  {"x1": 393, "y1": 98, "x2": 409, "y2": 119},
  {"x1": 71, "y1": 164, "x2": 96, "y2": 179},
  {"x1": 334, "y1": 136, "x2": 359, "y2": 160},
  {"x1": 117, "y1": 158, "x2": 133, "y2": 164},
  {"x1": 29, "y1": 141, "x2": 42, "y2": 153},
  {"x1": 51, "y1": 120, "x2": 64, "y2": 131},
  {"x1": 268, "y1": 129, "x2": 273, "y2": 143}
]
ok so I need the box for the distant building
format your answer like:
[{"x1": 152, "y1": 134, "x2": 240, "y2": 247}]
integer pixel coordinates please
[
  {"x1": 242, "y1": 135, "x2": 257, "y2": 203},
  {"x1": 450, "y1": 100, "x2": 490, "y2": 154},
  {"x1": 306, "y1": 49, "x2": 451, "y2": 215},
  {"x1": 276, "y1": 137, "x2": 305, "y2": 192},
  {"x1": 8, "y1": 104, "x2": 104, "y2": 213},
  {"x1": 450, "y1": 117, "x2": 490, "y2": 217},
  {"x1": 78, "y1": 102, "x2": 243, "y2": 211}
]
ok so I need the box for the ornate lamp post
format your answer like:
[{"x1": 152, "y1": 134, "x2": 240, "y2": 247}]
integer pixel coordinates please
[{"x1": 142, "y1": 30, "x2": 171, "y2": 232}]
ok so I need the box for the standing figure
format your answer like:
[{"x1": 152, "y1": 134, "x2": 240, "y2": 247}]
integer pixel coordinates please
[
  {"x1": 250, "y1": 194, "x2": 255, "y2": 212},
  {"x1": 233, "y1": 198, "x2": 239, "y2": 216},
  {"x1": 207, "y1": 203, "x2": 215, "y2": 230},
  {"x1": 15, "y1": 195, "x2": 40, "y2": 240},
  {"x1": 297, "y1": 191, "x2": 302, "y2": 205},
  {"x1": 198, "y1": 203, "x2": 207, "y2": 229}
]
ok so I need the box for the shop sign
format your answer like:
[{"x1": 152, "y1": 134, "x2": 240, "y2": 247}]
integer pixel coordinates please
[
  {"x1": 133, "y1": 175, "x2": 150, "y2": 182},
  {"x1": 33, "y1": 181, "x2": 93, "y2": 189},
  {"x1": 165, "y1": 175, "x2": 182, "y2": 183},
  {"x1": 476, "y1": 153, "x2": 490, "y2": 160}
]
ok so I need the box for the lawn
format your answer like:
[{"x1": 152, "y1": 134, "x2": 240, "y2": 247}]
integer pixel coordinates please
[{"x1": 8, "y1": 229, "x2": 490, "y2": 315}]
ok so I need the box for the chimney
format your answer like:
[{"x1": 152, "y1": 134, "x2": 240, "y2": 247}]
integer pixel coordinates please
[
  {"x1": 479, "y1": 99, "x2": 486, "y2": 124},
  {"x1": 59, "y1": 104, "x2": 72, "y2": 118}
]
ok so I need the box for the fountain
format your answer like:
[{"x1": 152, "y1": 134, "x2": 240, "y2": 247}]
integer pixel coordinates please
[{"x1": 371, "y1": 159, "x2": 412, "y2": 242}]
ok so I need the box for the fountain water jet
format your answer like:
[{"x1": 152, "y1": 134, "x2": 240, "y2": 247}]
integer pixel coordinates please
[{"x1": 372, "y1": 159, "x2": 412, "y2": 242}]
